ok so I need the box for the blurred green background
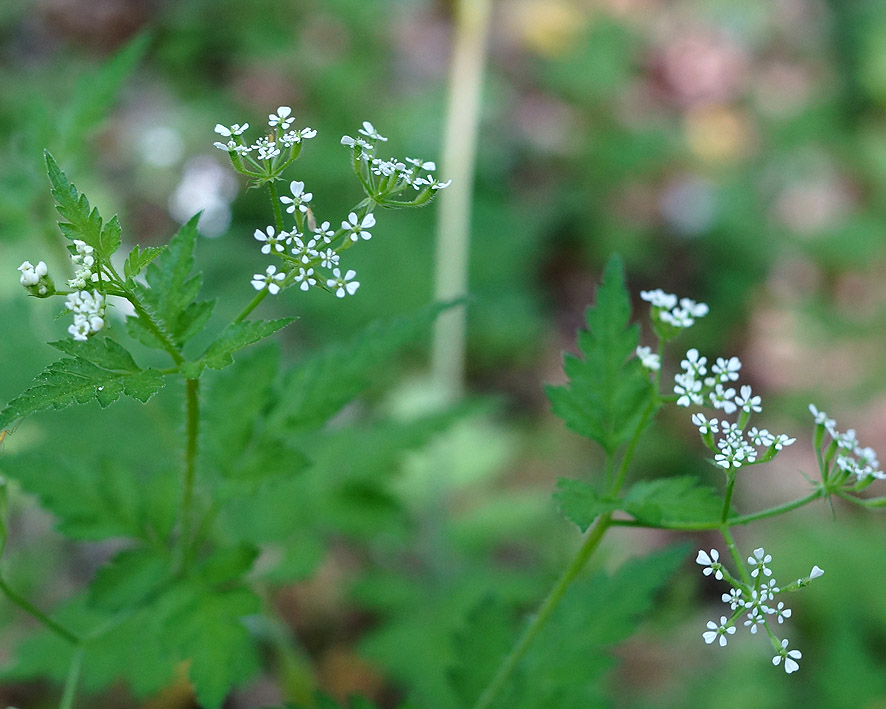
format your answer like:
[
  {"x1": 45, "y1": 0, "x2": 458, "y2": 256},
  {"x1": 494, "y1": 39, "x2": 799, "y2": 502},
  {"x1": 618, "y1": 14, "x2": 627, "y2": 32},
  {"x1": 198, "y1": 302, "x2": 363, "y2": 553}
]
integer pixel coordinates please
[{"x1": 2, "y1": 0, "x2": 886, "y2": 706}]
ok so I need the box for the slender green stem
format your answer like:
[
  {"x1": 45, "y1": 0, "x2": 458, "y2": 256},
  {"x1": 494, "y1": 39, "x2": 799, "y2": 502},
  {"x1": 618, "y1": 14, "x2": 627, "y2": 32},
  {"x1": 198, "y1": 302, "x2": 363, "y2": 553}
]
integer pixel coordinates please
[
  {"x1": 472, "y1": 513, "x2": 613, "y2": 709},
  {"x1": 609, "y1": 489, "x2": 827, "y2": 531},
  {"x1": 720, "y1": 526, "x2": 750, "y2": 586},
  {"x1": 59, "y1": 646, "x2": 83, "y2": 709},
  {"x1": 0, "y1": 576, "x2": 80, "y2": 645},
  {"x1": 178, "y1": 377, "x2": 200, "y2": 573},
  {"x1": 233, "y1": 289, "x2": 268, "y2": 324},
  {"x1": 611, "y1": 395, "x2": 657, "y2": 494},
  {"x1": 430, "y1": 0, "x2": 492, "y2": 401},
  {"x1": 124, "y1": 293, "x2": 183, "y2": 365},
  {"x1": 721, "y1": 472, "x2": 737, "y2": 524},
  {"x1": 268, "y1": 180, "x2": 284, "y2": 233}
]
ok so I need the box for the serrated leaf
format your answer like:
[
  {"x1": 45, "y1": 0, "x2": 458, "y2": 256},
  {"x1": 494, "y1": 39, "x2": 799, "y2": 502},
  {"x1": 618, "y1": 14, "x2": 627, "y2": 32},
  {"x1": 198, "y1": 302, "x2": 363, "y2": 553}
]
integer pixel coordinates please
[
  {"x1": 99, "y1": 214, "x2": 122, "y2": 256},
  {"x1": 133, "y1": 215, "x2": 213, "y2": 348},
  {"x1": 623, "y1": 477, "x2": 723, "y2": 526},
  {"x1": 0, "y1": 357, "x2": 165, "y2": 428},
  {"x1": 48, "y1": 337, "x2": 140, "y2": 372},
  {"x1": 44, "y1": 151, "x2": 110, "y2": 256},
  {"x1": 59, "y1": 32, "x2": 150, "y2": 150},
  {"x1": 553, "y1": 478, "x2": 619, "y2": 532},
  {"x1": 545, "y1": 256, "x2": 652, "y2": 453},
  {"x1": 449, "y1": 597, "x2": 516, "y2": 707},
  {"x1": 123, "y1": 244, "x2": 165, "y2": 281},
  {"x1": 195, "y1": 544, "x2": 259, "y2": 586},
  {"x1": 156, "y1": 584, "x2": 262, "y2": 709},
  {"x1": 88, "y1": 546, "x2": 172, "y2": 611},
  {"x1": 182, "y1": 318, "x2": 296, "y2": 378},
  {"x1": 511, "y1": 545, "x2": 688, "y2": 708},
  {"x1": 269, "y1": 302, "x2": 453, "y2": 433},
  {"x1": 2, "y1": 453, "x2": 178, "y2": 542}
]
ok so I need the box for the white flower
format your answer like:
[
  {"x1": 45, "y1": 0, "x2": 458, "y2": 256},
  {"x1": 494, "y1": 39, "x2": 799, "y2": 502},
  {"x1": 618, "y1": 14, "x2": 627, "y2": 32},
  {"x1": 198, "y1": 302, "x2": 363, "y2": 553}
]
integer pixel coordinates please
[
  {"x1": 772, "y1": 433, "x2": 796, "y2": 450},
  {"x1": 251, "y1": 265, "x2": 285, "y2": 295},
  {"x1": 319, "y1": 248, "x2": 339, "y2": 269},
  {"x1": 773, "y1": 602, "x2": 792, "y2": 624},
  {"x1": 674, "y1": 372, "x2": 703, "y2": 407},
  {"x1": 710, "y1": 384, "x2": 737, "y2": 414},
  {"x1": 735, "y1": 385, "x2": 762, "y2": 414},
  {"x1": 679, "y1": 297, "x2": 709, "y2": 318},
  {"x1": 692, "y1": 413, "x2": 719, "y2": 435},
  {"x1": 289, "y1": 235, "x2": 319, "y2": 264},
  {"x1": 809, "y1": 403, "x2": 838, "y2": 437},
  {"x1": 712, "y1": 356, "x2": 741, "y2": 382},
  {"x1": 343, "y1": 211, "x2": 376, "y2": 241},
  {"x1": 254, "y1": 226, "x2": 286, "y2": 254},
  {"x1": 414, "y1": 175, "x2": 452, "y2": 190},
  {"x1": 294, "y1": 267, "x2": 316, "y2": 292},
  {"x1": 772, "y1": 639, "x2": 802, "y2": 674},
  {"x1": 406, "y1": 157, "x2": 436, "y2": 171},
  {"x1": 358, "y1": 120, "x2": 387, "y2": 142},
  {"x1": 640, "y1": 288, "x2": 677, "y2": 309},
  {"x1": 748, "y1": 427, "x2": 774, "y2": 447},
  {"x1": 695, "y1": 549, "x2": 723, "y2": 580},
  {"x1": 681, "y1": 348, "x2": 708, "y2": 377},
  {"x1": 809, "y1": 565, "x2": 824, "y2": 579},
  {"x1": 721, "y1": 587, "x2": 743, "y2": 610},
  {"x1": 214, "y1": 123, "x2": 248, "y2": 137},
  {"x1": 18, "y1": 260, "x2": 47, "y2": 287},
  {"x1": 65, "y1": 289, "x2": 106, "y2": 340},
  {"x1": 748, "y1": 548, "x2": 773, "y2": 578},
  {"x1": 326, "y1": 268, "x2": 359, "y2": 298},
  {"x1": 312, "y1": 221, "x2": 335, "y2": 243},
  {"x1": 703, "y1": 616, "x2": 735, "y2": 647},
  {"x1": 280, "y1": 181, "x2": 313, "y2": 214},
  {"x1": 635, "y1": 346, "x2": 661, "y2": 371},
  {"x1": 340, "y1": 134, "x2": 373, "y2": 152},
  {"x1": 268, "y1": 106, "x2": 294, "y2": 130}
]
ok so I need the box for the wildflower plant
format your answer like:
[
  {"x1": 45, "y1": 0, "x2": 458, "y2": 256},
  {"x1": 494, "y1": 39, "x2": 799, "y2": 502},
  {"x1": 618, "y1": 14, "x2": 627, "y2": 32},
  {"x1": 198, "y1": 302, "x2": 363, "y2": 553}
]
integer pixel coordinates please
[{"x1": 0, "y1": 108, "x2": 450, "y2": 708}]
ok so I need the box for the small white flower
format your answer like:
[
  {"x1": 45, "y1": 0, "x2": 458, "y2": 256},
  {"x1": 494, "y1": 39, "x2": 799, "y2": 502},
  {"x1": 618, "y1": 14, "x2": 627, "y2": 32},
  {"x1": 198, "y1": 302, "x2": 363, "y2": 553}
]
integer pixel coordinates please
[
  {"x1": 696, "y1": 549, "x2": 723, "y2": 580},
  {"x1": 343, "y1": 211, "x2": 376, "y2": 241},
  {"x1": 703, "y1": 616, "x2": 735, "y2": 647},
  {"x1": 679, "y1": 297, "x2": 709, "y2": 318},
  {"x1": 774, "y1": 602, "x2": 792, "y2": 624},
  {"x1": 18, "y1": 260, "x2": 47, "y2": 287},
  {"x1": 251, "y1": 265, "x2": 285, "y2": 295},
  {"x1": 722, "y1": 587, "x2": 743, "y2": 610},
  {"x1": 748, "y1": 548, "x2": 773, "y2": 578},
  {"x1": 692, "y1": 413, "x2": 719, "y2": 435},
  {"x1": 294, "y1": 267, "x2": 316, "y2": 292},
  {"x1": 289, "y1": 235, "x2": 319, "y2": 264},
  {"x1": 772, "y1": 433, "x2": 796, "y2": 450},
  {"x1": 712, "y1": 356, "x2": 741, "y2": 382},
  {"x1": 748, "y1": 427, "x2": 774, "y2": 447},
  {"x1": 326, "y1": 268, "x2": 359, "y2": 298},
  {"x1": 681, "y1": 348, "x2": 708, "y2": 377},
  {"x1": 710, "y1": 384, "x2": 737, "y2": 414},
  {"x1": 214, "y1": 123, "x2": 248, "y2": 137},
  {"x1": 809, "y1": 565, "x2": 824, "y2": 580},
  {"x1": 406, "y1": 157, "x2": 436, "y2": 171},
  {"x1": 358, "y1": 120, "x2": 387, "y2": 142},
  {"x1": 674, "y1": 373, "x2": 703, "y2": 407},
  {"x1": 254, "y1": 226, "x2": 286, "y2": 254},
  {"x1": 280, "y1": 181, "x2": 313, "y2": 214},
  {"x1": 772, "y1": 639, "x2": 802, "y2": 674},
  {"x1": 640, "y1": 289, "x2": 677, "y2": 309},
  {"x1": 735, "y1": 385, "x2": 763, "y2": 414},
  {"x1": 319, "y1": 248, "x2": 339, "y2": 269},
  {"x1": 268, "y1": 106, "x2": 294, "y2": 130},
  {"x1": 635, "y1": 345, "x2": 661, "y2": 371},
  {"x1": 312, "y1": 221, "x2": 335, "y2": 243}
]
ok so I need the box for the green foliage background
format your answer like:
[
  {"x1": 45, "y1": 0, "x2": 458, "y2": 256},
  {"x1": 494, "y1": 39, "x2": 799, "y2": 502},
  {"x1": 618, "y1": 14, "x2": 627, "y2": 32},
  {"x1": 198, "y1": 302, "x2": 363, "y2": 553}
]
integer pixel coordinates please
[{"x1": 2, "y1": 0, "x2": 886, "y2": 707}]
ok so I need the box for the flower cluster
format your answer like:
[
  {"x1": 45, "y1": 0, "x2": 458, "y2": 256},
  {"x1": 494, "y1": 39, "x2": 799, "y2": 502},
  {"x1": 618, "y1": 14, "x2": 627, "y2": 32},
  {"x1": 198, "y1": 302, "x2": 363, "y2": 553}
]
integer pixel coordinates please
[
  {"x1": 214, "y1": 109, "x2": 448, "y2": 300},
  {"x1": 673, "y1": 348, "x2": 795, "y2": 470},
  {"x1": 641, "y1": 288, "x2": 709, "y2": 333},
  {"x1": 65, "y1": 289, "x2": 106, "y2": 341},
  {"x1": 809, "y1": 404, "x2": 883, "y2": 484},
  {"x1": 340, "y1": 121, "x2": 450, "y2": 207},
  {"x1": 696, "y1": 547, "x2": 823, "y2": 673},
  {"x1": 17, "y1": 260, "x2": 53, "y2": 296},
  {"x1": 214, "y1": 106, "x2": 316, "y2": 179}
]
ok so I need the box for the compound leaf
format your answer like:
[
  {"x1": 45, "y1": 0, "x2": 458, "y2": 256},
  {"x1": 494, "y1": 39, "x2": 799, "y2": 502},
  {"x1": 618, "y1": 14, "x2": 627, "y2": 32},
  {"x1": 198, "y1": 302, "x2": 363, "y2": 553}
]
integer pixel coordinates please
[
  {"x1": 553, "y1": 478, "x2": 619, "y2": 532},
  {"x1": 545, "y1": 256, "x2": 652, "y2": 453},
  {"x1": 623, "y1": 477, "x2": 723, "y2": 526}
]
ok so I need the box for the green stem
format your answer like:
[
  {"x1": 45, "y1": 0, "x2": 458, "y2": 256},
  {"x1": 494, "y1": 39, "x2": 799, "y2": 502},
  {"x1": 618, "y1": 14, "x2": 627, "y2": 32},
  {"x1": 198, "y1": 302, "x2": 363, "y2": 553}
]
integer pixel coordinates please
[
  {"x1": 472, "y1": 513, "x2": 613, "y2": 709},
  {"x1": 59, "y1": 646, "x2": 83, "y2": 709},
  {"x1": 233, "y1": 289, "x2": 268, "y2": 324},
  {"x1": 611, "y1": 395, "x2": 657, "y2": 494},
  {"x1": 720, "y1": 526, "x2": 750, "y2": 586},
  {"x1": 430, "y1": 0, "x2": 492, "y2": 402},
  {"x1": 0, "y1": 576, "x2": 80, "y2": 645},
  {"x1": 268, "y1": 180, "x2": 285, "y2": 233},
  {"x1": 609, "y1": 489, "x2": 826, "y2": 531},
  {"x1": 124, "y1": 293, "x2": 183, "y2": 365},
  {"x1": 178, "y1": 377, "x2": 200, "y2": 573}
]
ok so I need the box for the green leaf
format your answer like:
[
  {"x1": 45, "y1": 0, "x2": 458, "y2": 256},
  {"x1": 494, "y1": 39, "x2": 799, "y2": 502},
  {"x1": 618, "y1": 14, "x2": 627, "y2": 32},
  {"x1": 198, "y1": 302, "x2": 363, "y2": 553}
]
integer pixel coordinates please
[
  {"x1": 2, "y1": 453, "x2": 178, "y2": 542},
  {"x1": 44, "y1": 151, "x2": 112, "y2": 257},
  {"x1": 0, "y1": 356, "x2": 165, "y2": 428},
  {"x1": 195, "y1": 543, "x2": 259, "y2": 586},
  {"x1": 553, "y1": 478, "x2": 620, "y2": 532},
  {"x1": 449, "y1": 597, "x2": 517, "y2": 707},
  {"x1": 88, "y1": 546, "x2": 173, "y2": 611},
  {"x1": 623, "y1": 477, "x2": 723, "y2": 526},
  {"x1": 545, "y1": 256, "x2": 652, "y2": 453},
  {"x1": 130, "y1": 215, "x2": 214, "y2": 348},
  {"x1": 59, "y1": 32, "x2": 150, "y2": 149},
  {"x1": 512, "y1": 545, "x2": 688, "y2": 708},
  {"x1": 48, "y1": 337, "x2": 140, "y2": 373},
  {"x1": 123, "y1": 244, "x2": 164, "y2": 281},
  {"x1": 269, "y1": 302, "x2": 453, "y2": 432},
  {"x1": 156, "y1": 584, "x2": 262, "y2": 709},
  {"x1": 182, "y1": 318, "x2": 296, "y2": 378}
]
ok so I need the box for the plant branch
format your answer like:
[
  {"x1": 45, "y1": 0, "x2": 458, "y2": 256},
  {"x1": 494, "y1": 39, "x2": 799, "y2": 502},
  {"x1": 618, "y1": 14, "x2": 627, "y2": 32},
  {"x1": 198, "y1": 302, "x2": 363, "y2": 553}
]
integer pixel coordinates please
[
  {"x1": 177, "y1": 377, "x2": 201, "y2": 573},
  {"x1": 0, "y1": 576, "x2": 80, "y2": 645}
]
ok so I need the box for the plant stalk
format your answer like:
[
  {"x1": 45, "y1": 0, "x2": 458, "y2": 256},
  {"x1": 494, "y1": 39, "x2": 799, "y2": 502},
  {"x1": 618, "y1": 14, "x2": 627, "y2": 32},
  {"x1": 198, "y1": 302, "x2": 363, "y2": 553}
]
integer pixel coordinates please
[
  {"x1": 178, "y1": 377, "x2": 200, "y2": 572},
  {"x1": 430, "y1": 0, "x2": 493, "y2": 401},
  {"x1": 0, "y1": 576, "x2": 80, "y2": 645}
]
